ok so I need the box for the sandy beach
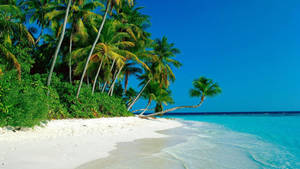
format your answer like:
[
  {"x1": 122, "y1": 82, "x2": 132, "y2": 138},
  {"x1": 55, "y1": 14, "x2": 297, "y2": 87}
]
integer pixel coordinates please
[{"x1": 0, "y1": 117, "x2": 182, "y2": 169}]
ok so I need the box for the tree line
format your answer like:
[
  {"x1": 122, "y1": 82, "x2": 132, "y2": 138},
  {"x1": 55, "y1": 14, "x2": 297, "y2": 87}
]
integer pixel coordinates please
[{"x1": 0, "y1": 0, "x2": 221, "y2": 127}]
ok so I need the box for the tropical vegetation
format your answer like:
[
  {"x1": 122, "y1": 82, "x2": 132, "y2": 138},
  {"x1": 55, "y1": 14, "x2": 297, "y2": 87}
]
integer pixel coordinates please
[{"x1": 0, "y1": 0, "x2": 221, "y2": 128}]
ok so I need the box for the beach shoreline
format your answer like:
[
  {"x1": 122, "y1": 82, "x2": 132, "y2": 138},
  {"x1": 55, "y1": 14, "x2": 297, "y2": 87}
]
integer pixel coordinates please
[{"x1": 0, "y1": 117, "x2": 182, "y2": 169}]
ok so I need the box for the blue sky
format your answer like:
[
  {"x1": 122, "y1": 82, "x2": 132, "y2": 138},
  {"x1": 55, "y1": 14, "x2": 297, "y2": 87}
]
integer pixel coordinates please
[{"x1": 130, "y1": 0, "x2": 300, "y2": 112}]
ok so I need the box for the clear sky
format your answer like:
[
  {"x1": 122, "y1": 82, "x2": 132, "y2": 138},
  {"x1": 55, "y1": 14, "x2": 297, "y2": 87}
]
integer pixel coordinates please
[{"x1": 130, "y1": 0, "x2": 300, "y2": 112}]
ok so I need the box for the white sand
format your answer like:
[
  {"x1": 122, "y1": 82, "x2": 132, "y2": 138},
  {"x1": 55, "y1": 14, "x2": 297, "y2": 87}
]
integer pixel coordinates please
[{"x1": 0, "y1": 117, "x2": 182, "y2": 169}]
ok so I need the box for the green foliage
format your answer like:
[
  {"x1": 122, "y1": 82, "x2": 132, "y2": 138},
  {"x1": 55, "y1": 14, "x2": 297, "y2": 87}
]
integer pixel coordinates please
[
  {"x1": 189, "y1": 77, "x2": 222, "y2": 98},
  {"x1": 0, "y1": 0, "x2": 221, "y2": 128},
  {"x1": 0, "y1": 72, "x2": 48, "y2": 128},
  {"x1": 49, "y1": 76, "x2": 132, "y2": 118},
  {"x1": 60, "y1": 83, "x2": 132, "y2": 118},
  {"x1": 2, "y1": 45, "x2": 34, "y2": 74}
]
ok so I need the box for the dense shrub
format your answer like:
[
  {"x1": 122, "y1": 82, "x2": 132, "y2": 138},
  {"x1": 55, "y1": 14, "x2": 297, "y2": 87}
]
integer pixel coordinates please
[
  {"x1": 52, "y1": 80, "x2": 132, "y2": 118},
  {"x1": 0, "y1": 72, "x2": 48, "y2": 127},
  {"x1": 30, "y1": 74, "x2": 69, "y2": 119},
  {"x1": 0, "y1": 72, "x2": 132, "y2": 128}
]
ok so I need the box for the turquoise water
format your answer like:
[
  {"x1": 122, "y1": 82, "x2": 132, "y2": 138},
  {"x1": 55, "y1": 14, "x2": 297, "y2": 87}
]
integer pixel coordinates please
[{"x1": 163, "y1": 114, "x2": 300, "y2": 169}]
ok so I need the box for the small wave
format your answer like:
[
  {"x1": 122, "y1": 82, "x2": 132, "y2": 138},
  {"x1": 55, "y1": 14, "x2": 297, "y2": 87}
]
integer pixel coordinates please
[{"x1": 158, "y1": 121, "x2": 300, "y2": 169}]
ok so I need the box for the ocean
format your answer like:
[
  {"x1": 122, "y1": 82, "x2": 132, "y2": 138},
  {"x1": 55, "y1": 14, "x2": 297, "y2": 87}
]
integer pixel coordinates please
[
  {"x1": 78, "y1": 113, "x2": 300, "y2": 169},
  {"x1": 162, "y1": 113, "x2": 300, "y2": 169}
]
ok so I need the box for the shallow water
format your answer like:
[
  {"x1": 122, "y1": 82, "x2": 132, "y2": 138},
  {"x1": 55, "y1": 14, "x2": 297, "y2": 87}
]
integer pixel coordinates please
[
  {"x1": 165, "y1": 114, "x2": 300, "y2": 169},
  {"x1": 78, "y1": 114, "x2": 300, "y2": 169}
]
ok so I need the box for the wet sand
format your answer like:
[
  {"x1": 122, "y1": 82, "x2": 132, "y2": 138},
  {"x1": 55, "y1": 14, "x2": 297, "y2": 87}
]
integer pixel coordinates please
[{"x1": 76, "y1": 126, "x2": 190, "y2": 169}]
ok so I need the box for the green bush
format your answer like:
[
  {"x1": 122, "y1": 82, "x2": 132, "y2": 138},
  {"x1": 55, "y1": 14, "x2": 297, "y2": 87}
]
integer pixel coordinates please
[
  {"x1": 29, "y1": 74, "x2": 69, "y2": 119},
  {"x1": 0, "y1": 72, "x2": 48, "y2": 128},
  {"x1": 0, "y1": 72, "x2": 132, "y2": 128},
  {"x1": 54, "y1": 81, "x2": 132, "y2": 118}
]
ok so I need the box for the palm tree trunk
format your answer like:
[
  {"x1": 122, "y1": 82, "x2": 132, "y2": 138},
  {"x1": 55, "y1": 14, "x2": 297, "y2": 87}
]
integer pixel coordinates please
[
  {"x1": 92, "y1": 58, "x2": 104, "y2": 94},
  {"x1": 144, "y1": 96, "x2": 205, "y2": 117},
  {"x1": 108, "y1": 69, "x2": 117, "y2": 95},
  {"x1": 47, "y1": 0, "x2": 72, "y2": 95},
  {"x1": 101, "y1": 82, "x2": 107, "y2": 93},
  {"x1": 102, "y1": 58, "x2": 116, "y2": 93},
  {"x1": 76, "y1": 1, "x2": 111, "y2": 98},
  {"x1": 109, "y1": 64, "x2": 124, "y2": 96},
  {"x1": 68, "y1": 33, "x2": 73, "y2": 83},
  {"x1": 127, "y1": 79, "x2": 151, "y2": 111},
  {"x1": 139, "y1": 98, "x2": 152, "y2": 115}
]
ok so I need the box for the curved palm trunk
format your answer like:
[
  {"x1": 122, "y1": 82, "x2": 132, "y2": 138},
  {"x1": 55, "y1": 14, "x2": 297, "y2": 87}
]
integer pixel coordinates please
[
  {"x1": 144, "y1": 96, "x2": 205, "y2": 117},
  {"x1": 92, "y1": 58, "x2": 104, "y2": 94},
  {"x1": 47, "y1": 0, "x2": 72, "y2": 95},
  {"x1": 68, "y1": 33, "x2": 73, "y2": 83},
  {"x1": 108, "y1": 64, "x2": 124, "y2": 96},
  {"x1": 76, "y1": 1, "x2": 111, "y2": 98},
  {"x1": 127, "y1": 79, "x2": 151, "y2": 111},
  {"x1": 139, "y1": 98, "x2": 152, "y2": 115}
]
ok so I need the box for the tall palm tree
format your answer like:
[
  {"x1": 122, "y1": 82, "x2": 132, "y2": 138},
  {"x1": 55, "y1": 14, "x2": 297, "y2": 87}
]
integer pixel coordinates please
[
  {"x1": 46, "y1": 0, "x2": 72, "y2": 94},
  {"x1": 151, "y1": 36, "x2": 182, "y2": 88},
  {"x1": 127, "y1": 37, "x2": 181, "y2": 111},
  {"x1": 72, "y1": 19, "x2": 137, "y2": 94},
  {"x1": 144, "y1": 77, "x2": 222, "y2": 117},
  {"x1": 67, "y1": 0, "x2": 103, "y2": 83},
  {"x1": 76, "y1": 0, "x2": 133, "y2": 98}
]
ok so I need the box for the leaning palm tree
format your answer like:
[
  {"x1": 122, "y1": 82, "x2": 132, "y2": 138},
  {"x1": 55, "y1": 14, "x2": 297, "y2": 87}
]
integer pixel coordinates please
[
  {"x1": 143, "y1": 77, "x2": 222, "y2": 117},
  {"x1": 76, "y1": 0, "x2": 133, "y2": 98},
  {"x1": 127, "y1": 69, "x2": 152, "y2": 111},
  {"x1": 46, "y1": 0, "x2": 72, "y2": 94},
  {"x1": 137, "y1": 81, "x2": 159, "y2": 115}
]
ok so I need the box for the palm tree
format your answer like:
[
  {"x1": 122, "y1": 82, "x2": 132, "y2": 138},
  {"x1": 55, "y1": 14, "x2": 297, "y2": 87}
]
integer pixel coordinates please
[
  {"x1": 0, "y1": 2, "x2": 34, "y2": 80},
  {"x1": 127, "y1": 70, "x2": 152, "y2": 110},
  {"x1": 152, "y1": 36, "x2": 182, "y2": 88},
  {"x1": 72, "y1": 19, "x2": 137, "y2": 94},
  {"x1": 67, "y1": 0, "x2": 103, "y2": 83},
  {"x1": 137, "y1": 81, "x2": 159, "y2": 115},
  {"x1": 46, "y1": 0, "x2": 72, "y2": 95},
  {"x1": 153, "y1": 88, "x2": 174, "y2": 113},
  {"x1": 124, "y1": 87, "x2": 137, "y2": 105},
  {"x1": 76, "y1": 0, "x2": 133, "y2": 98},
  {"x1": 127, "y1": 37, "x2": 181, "y2": 111},
  {"x1": 21, "y1": 0, "x2": 51, "y2": 44},
  {"x1": 143, "y1": 77, "x2": 222, "y2": 117}
]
